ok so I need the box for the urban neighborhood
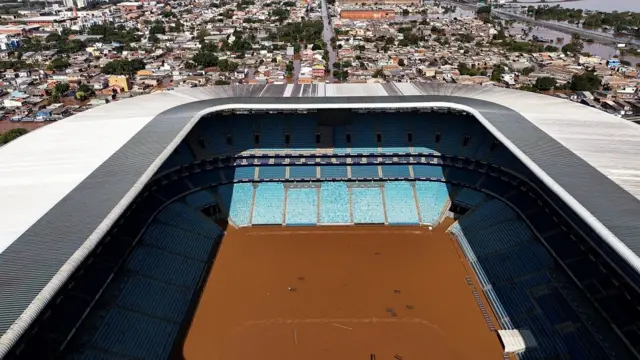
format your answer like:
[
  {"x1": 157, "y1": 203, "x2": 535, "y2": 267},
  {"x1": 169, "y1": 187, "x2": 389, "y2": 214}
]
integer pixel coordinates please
[{"x1": 0, "y1": 0, "x2": 639, "y2": 138}]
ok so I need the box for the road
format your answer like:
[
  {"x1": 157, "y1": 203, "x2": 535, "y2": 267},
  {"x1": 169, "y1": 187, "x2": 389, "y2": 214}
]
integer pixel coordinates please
[{"x1": 320, "y1": 0, "x2": 336, "y2": 82}]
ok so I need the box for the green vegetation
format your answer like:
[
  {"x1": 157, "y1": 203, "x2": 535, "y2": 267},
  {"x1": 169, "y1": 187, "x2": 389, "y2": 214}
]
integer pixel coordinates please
[
  {"x1": 567, "y1": 71, "x2": 602, "y2": 92},
  {"x1": 270, "y1": 7, "x2": 290, "y2": 22},
  {"x1": 47, "y1": 57, "x2": 70, "y2": 71},
  {"x1": 102, "y1": 59, "x2": 146, "y2": 75},
  {"x1": 214, "y1": 79, "x2": 230, "y2": 85},
  {"x1": 50, "y1": 82, "x2": 69, "y2": 101},
  {"x1": 526, "y1": 5, "x2": 640, "y2": 34},
  {"x1": 491, "y1": 64, "x2": 508, "y2": 82},
  {"x1": 534, "y1": 76, "x2": 557, "y2": 91},
  {"x1": 333, "y1": 69, "x2": 349, "y2": 81},
  {"x1": 270, "y1": 20, "x2": 324, "y2": 46},
  {"x1": 0, "y1": 128, "x2": 28, "y2": 145},
  {"x1": 88, "y1": 24, "x2": 141, "y2": 44}
]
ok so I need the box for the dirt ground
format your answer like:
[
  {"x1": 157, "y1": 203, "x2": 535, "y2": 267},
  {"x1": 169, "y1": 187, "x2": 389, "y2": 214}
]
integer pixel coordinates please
[{"x1": 180, "y1": 222, "x2": 505, "y2": 360}]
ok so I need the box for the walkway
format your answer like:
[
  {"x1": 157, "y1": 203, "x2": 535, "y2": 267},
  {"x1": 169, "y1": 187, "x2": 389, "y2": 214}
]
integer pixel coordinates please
[{"x1": 321, "y1": 0, "x2": 337, "y2": 82}]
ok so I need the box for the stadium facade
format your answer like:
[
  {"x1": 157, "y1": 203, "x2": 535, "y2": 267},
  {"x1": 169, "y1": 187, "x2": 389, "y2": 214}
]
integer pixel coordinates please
[{"x1": 1, "y1": 83, "x2": 640, "y2": 359}]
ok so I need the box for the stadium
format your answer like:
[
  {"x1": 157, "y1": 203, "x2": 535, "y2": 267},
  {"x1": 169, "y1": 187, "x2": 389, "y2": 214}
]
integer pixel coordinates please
[{"x1": 0, "y1": 83, "x2": 639, "y2": 360}]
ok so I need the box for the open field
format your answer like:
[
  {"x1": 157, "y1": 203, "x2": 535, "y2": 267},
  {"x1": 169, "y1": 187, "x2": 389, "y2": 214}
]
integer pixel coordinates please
[{"x1": 179, "y1": 222, "x2": 505, "y2": 360}]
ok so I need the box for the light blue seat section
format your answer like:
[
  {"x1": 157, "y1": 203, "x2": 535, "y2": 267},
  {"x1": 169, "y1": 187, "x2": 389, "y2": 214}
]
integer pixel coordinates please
[
  {"x1": 90, "y1": 309, "x2": 178, "y2": 360},
  {"x1": 452, "y1": 187, "x2": 485, "y2": 208},
  {"x1": 218, "y1": 184, "x2": 254, "y2": 226},
  {"x1": 351, "y1": 165, "x2": 379, "y2": 178},
  {"x1": 258, "y1": 166, "x2": 286, "y2": 180},
  {"x1": 156, "y1": 202, "x2": 222, "y2": 238},
  {"x1": 319, "y1": 182, "x2": 351, "y2": 224},
  {"x1": 384, "y1": 182, "x2": 419, "y2": 224},
  {"x1": 352, "y1": 187, "x2": 385, "y2": 224},
  {"x1": 126, "y1": 246, "x2": 205, "y2": 288},
  {"x1": 285, "y1": 188, "x2": 318, "y2": 225},
  {"x1": 320, "y1": 165, "x2": 348, "y2": 179},
  {"x1": 185, "y1": 190, "x2": 216, "y2": 209},
  {"x1": 413, "y1": 165, "x2": 444, "y2": 179},
  {"x1": 381, "y1": 165, "x2": 411, "y2": 178},
  {"x1": 117, "y1": 276, "x2": 191, "y2": 323},
  {"x1": 289, "y1": 165, "x2": 317, "y2": 179},
  {"x1": 415, "y1": 181, "x2": 449, "y2": 224},
  {"x1": 233, "y1": 166, "x2": 255, "y2": 180},
  {"x1": 252, "y1": 182, "x2": 285, "y2": 224}
]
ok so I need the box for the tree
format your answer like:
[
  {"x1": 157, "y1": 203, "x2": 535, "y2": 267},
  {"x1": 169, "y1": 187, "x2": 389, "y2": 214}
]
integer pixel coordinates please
[
  {"x1": 270, "y1": 7, "x2": 290, "y2": 22},
  {"x1": 534, "y1": 76, "x2": 557, "y2": 91},
  {"x1": 0, "y1": 128, "x2": 28, "y2": 145},
  {"x1": 47, "y1": 57, "x2": 70, "y2": 71},
  {"x1": 285, "y1": 61, "x2": 294, "y2": 76},
  {"x1": 102, "y1": 59, "x2": 146, "y2": 75},
  {"x1": 476, "y1": 5, "x2": 491, "y2": 15},
  {"x1": 192, "y1": 51, "x2": 219, "y2": 68},
  {"x1": 311, "y1": 43, "x2": 323, "y2": 51},
  {"x1": 372, "y1": 68, "x2": 385, "y2": 78},
  {"x1": 520, "y1": 66, "x2": 535, "y2": 76},
  {"x1": 398, "y1": 58, "x2": 406, "y2": 67},
  {"x1": 149, "y1": 22, "x2": 165, "y2": 36},
  {"x1": 51, "y1": 82, "x2": 70, "y2": 101},
  {"x1": 214, "y1": 79, "x2": 230, "y2": 85},
  {"x1": 569, "y1": 71, "x2": 602, "y2": 92}
]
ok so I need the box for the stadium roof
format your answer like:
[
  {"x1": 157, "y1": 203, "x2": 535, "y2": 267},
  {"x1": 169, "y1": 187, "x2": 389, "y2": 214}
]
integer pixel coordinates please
[{"x1": 2, "y1": 83, "x2": 640, "y2": 355}]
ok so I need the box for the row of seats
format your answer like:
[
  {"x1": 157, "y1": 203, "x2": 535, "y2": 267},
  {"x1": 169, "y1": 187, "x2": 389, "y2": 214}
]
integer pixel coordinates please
[
  {"x1": 209, "y1": 181, "x2": 449, "y2": 227},
  {"x1": 69, "y1": 204, "x2": 222, "y2": 360},
  {"x1": 175, "y1": 113, "x2": 531, "y2": 179},
  {"x1": 447, "y1": 199, "x2": 611, "y2": 359}
]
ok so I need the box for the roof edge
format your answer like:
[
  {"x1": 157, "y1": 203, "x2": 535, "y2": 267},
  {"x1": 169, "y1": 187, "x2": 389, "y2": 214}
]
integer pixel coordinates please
[{"x1": 0, "y1": 98, "x2": 636, "y2": 357}]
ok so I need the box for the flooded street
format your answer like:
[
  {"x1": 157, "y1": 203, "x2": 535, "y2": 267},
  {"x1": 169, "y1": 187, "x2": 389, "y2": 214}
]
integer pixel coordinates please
[{"x1": 321, "y1": 0, "x2": 336, "y2": 82}]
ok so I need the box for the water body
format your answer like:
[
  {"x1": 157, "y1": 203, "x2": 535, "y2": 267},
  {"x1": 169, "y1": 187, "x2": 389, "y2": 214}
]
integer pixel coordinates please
[
  {"x1": 520, "y1": 0, "x2": 640, "y2": 12},
  {"x1": 511, "y1": 23, "x2": 640, "y2": 65}
]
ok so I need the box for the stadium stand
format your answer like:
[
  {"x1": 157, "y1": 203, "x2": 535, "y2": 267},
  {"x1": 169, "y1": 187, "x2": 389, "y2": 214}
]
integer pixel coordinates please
[
  {"x1": 252, "y1": 183, "x2": 285, "y2": 225},
  {"x1": 414, "y1": 181, "x2": 449, "y2": 225},
  {"x1": 383, "y1": 182, "x2": 419, "y2": 225},
  {"x1": 319, "y1": 182, "x2": 351, "y2": 224},
  {"x1": 285, "y1": 187, "x2": 318, "y2": 225},
  {"x1": 352, "y1": 187, "x2": 386, "y2": 224},
  {"x1": 5, "y1": 95, "x2": 640, "y2": 360}
]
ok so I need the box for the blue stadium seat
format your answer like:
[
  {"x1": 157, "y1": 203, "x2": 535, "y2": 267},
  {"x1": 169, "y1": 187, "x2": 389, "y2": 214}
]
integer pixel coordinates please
[
  {"x1": 351, "y1": 165, "x2": 379, "y2": 179},
  {"x1": 142, "y1": 223, "x2": 217, "y2": 261},
  {"x1": 156, "y1": 202, "x2": 223, "y2": 238},
  {"x1": 289, "y1": 165, "x2": 317, "y2": 179},
  {"x1": 185, "y1": 190, "x2": 216, "y2": 209},
  {"x1": 451, "y1": 187, "x2": 485, "y2": 208},
  {"x1": 352, "y1": 187, "x2": 385, "y2": 224},
  {"x1": 90, "y1": 309, "x2": 178, "y2": 360},
  {"x1": 289, "y1": 121, "x2": 317, "y2": 150},
  {"x1": 381, "y1": 165, "x2": 411, "y2": 178},
  {"x1": 414, "y1": 181, "x2": 449, "y2": 224},
  {"x1": 218, "y1": 184, "x2": 254, "y2": 226},
  {"x1": 384, "y1": 182, "x2": 419, "y2": 225},
  {"x1": 319, "y1": 165, "x2": 348, "y2": 179},
  {"x1": 258, "y1": 166, "x2": 286, "y2": 180},
  {"x1": 319, "y1": 182, "x2": 350, "y2": 224},
  {"x1": 126, "y1": 246, "x2": 205, "y2": 288},
  {"x1": 117, "y1": 276, "x2": 192, "y2": 323},
  {"x1": 234, "y1": 166, "x2": 255, "y2": 181},
  {"x1": 252, "y1": 183, "x2": 285, "y2": 225},
  {"x1": 413, "y1": 165, "x2": 444, "y2": 179},
  {"x1": 285, "y1": 188, "x2": 318, "y2": 225}
]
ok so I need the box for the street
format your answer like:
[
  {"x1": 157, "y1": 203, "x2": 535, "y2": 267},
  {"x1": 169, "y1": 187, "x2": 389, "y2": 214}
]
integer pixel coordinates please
[{"x1": 321, "y1": 0, "x2": 337, "y2": 82}]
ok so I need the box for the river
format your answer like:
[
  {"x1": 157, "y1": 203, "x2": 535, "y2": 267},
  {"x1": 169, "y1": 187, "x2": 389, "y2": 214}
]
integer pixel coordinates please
[
  {"x1": 517, "y1": 0, "x2": 640, "y2": 12},
  {"x1": 510, "y1": 22, "x2": 640, "y2": 65}
]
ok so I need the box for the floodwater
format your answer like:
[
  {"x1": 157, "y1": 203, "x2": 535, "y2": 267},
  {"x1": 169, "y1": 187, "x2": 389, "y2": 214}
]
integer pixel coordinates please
[
  {"x1": 511, "y1": 22, "x2": 640, "y2": 65},
  {"x1": 519, "y1": 0, "x2": 640, "y2": 12}
]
